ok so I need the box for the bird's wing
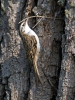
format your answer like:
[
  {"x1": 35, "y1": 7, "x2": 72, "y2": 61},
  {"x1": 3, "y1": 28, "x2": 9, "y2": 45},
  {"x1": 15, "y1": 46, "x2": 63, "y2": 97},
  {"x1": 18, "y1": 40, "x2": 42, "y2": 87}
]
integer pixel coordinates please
[{"x1": 22, "y1": 34, "x2": 37, "y2": 63}]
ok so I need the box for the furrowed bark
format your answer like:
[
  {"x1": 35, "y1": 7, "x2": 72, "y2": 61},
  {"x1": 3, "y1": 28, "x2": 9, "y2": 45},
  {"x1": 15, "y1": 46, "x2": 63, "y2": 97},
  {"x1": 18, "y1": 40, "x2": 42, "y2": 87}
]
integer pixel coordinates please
[
  {"x1": 0, "y1": 0, "x2": 65, "y2": 100},
  {"x1": 56, "y1": 0, "x2": 75, "y2": 100}
]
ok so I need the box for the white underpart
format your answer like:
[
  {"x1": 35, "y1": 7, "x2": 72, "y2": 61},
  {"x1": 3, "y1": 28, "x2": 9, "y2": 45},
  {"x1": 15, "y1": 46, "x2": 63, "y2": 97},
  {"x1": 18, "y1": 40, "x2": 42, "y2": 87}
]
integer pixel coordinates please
[{"x1": 20, "y1": 21, "x2": 40, "y2": 53}]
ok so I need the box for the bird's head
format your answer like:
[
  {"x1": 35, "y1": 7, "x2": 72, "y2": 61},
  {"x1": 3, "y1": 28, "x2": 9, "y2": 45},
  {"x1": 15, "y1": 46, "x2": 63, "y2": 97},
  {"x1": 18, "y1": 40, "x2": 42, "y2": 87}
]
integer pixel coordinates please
[{"x1": 20, "y1": 19, "x2": 28, "y2": 33}]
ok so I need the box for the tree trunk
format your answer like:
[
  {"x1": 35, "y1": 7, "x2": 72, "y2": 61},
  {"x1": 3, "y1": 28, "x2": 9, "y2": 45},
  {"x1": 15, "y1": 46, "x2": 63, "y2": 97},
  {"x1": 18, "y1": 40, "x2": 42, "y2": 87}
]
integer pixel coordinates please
[
  {"x1": 1, "y1": 0, "x2": 75, "y2": 100},
  {"x1": 56, "y1": 0, "x2": 75, "y2": 100}
]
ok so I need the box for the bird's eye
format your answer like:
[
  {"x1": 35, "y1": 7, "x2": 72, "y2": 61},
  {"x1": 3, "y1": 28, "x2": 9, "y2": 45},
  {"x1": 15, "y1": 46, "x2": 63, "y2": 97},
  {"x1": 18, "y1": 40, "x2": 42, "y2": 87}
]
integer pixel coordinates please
[{"x1": 22, "y1": 24, "x2": 24, "y2": 26}]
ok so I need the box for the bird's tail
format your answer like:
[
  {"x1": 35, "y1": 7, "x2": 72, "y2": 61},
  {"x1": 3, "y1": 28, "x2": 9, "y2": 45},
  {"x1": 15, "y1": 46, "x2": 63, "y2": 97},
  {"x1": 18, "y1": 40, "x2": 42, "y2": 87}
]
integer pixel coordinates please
[{"x1": 33, "y1": 54, "x2": 42, "y2": 86}]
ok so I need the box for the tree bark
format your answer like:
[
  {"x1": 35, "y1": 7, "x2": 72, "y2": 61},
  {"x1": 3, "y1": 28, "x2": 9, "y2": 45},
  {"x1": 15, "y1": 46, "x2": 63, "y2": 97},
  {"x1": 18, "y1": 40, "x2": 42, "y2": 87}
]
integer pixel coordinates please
[
  {"x1": 56, "y1": 0, "x2": 75, "y2": 100},
  {"x1": 0, "y1": 0, "x2": 30, "y2": 100},
  {"x1": 0, "y1": 0, "x2": 72, "y2": 100}
]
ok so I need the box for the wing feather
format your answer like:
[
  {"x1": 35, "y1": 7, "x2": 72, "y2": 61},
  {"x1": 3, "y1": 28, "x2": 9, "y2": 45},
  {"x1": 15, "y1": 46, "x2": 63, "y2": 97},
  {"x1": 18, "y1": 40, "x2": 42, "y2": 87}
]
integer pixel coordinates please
[{"x1": 22, "y1": 34, "x2": 37, "y2": 64}]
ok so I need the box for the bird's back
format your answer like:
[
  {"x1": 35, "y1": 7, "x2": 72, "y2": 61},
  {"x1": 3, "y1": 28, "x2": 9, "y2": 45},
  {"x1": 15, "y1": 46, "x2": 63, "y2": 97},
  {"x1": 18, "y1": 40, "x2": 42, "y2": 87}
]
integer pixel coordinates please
[{"x1": 22, "y1": 34, "x2": 37, "y2": 64}]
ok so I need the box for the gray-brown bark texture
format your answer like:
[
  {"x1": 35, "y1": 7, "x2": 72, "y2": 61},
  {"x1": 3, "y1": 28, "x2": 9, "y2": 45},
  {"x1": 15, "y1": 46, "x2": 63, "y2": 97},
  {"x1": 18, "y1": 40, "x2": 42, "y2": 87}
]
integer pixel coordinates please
[
  {"x1": 56, "y1": 0, "x2": 75, "y2": 100},
  {"x1": 1, "y1": 0, "x2": 75, "y2": 100}
]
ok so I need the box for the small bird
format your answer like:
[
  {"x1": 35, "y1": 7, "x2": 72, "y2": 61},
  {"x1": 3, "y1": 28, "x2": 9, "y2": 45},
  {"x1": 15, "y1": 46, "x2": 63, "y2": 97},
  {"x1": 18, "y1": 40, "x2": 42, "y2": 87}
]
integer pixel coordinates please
[{"x1": 20, "y1": 19, "x2": 42, "y2": 85}]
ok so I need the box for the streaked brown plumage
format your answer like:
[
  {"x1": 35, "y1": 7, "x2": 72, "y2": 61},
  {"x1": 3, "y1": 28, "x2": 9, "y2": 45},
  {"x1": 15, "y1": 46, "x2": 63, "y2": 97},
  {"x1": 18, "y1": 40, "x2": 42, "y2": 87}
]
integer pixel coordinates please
[{"x1": 20, "y1": 20, "x2": 42, "y2": 85}]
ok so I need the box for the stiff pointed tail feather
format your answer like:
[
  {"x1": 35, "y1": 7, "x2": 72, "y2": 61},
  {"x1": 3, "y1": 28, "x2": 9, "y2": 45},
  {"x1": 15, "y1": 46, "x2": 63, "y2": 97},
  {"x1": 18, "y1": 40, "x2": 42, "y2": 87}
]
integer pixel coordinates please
[{"x1": 33, "y1": 55, "x2": 42, "y2": 86}]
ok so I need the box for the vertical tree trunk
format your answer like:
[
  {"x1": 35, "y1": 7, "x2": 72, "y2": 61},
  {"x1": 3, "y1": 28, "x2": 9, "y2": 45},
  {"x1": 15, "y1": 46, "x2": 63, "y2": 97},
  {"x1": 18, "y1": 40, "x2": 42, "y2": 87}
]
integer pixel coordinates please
[
  {"x1": 0, "y1": 0, "x2": 30, "y2": 100},
  {"x1": 0, "y1": 0, "x2": 65, "y2": 100},
  {"x1": 56, "y1": 0, "x2": 75, "y2": 100},
  {"x1": 28, "y1": 0, "x2": 64, "y2": 100}
]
